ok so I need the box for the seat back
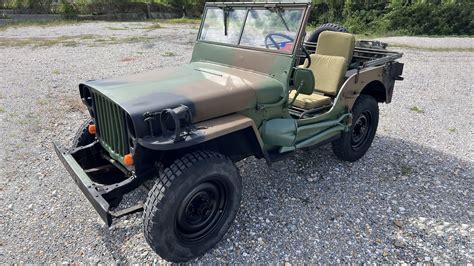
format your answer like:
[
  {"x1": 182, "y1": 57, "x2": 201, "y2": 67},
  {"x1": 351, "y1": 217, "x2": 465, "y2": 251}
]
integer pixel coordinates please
[
  {"x1": 316, "y1": 31, "x2": 355, "y2": 63},
  {"x1": 300, "y1": 31, "x2": 356, "y2": 96},
  {"x1": 308, "y1": 54, "x2": 347, "y2": 96}
]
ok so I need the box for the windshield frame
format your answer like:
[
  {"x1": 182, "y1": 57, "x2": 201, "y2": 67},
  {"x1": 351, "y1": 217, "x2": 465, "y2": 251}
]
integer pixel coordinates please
[{"x1": 197, "y1": 2, "x2": 311, "y2": 55}]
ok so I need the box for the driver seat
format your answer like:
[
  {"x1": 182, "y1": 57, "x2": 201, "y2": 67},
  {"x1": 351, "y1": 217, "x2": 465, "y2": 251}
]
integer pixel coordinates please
[{"x1": 290, "y1": 31, "x2": 355, "y2": 109}]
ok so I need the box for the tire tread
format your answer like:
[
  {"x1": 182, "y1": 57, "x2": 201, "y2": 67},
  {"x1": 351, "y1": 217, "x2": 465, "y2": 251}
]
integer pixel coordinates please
[
  {"x1": 332, "y1": 95, "x2": 379, "y2": 162},
  {"x1": 143, "y1": 150, "x2": 227, "y2": 250}
]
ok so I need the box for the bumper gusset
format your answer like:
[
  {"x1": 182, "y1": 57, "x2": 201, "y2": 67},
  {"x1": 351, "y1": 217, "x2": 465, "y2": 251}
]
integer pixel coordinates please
[{"x1": 53, "y1": 142, "x2": 144, "y2": 226}]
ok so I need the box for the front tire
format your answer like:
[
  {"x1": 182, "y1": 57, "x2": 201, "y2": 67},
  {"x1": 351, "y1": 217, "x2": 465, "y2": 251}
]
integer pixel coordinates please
[
  {"x1": 332, "y1": 95, "x2": 379, "y2": 162},
  {"x1": 143, "y1": 151, "x2": 242, "y2": 262}
]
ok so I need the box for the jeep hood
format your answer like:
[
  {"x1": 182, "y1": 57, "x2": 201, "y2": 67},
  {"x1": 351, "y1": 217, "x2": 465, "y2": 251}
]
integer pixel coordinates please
[{"x1": 81, "y1": 62, "x2": 284, "y2": 137}]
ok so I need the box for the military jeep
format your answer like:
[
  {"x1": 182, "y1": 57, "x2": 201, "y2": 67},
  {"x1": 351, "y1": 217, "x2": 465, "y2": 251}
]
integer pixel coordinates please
[{"x1": 54, "y1": 1, "x2": 403, "y2": 262}]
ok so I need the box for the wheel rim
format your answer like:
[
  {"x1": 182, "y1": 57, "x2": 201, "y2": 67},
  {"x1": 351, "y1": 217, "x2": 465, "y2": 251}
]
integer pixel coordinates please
[
  {"x1": 351, "y1": 110, "x2": 372, "y2": 150},
  {"x1": 176, "y1": 178, "x2": 228, "y2": 243}
]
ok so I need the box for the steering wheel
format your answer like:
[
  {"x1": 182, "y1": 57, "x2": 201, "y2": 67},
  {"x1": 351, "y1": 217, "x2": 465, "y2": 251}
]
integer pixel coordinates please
[{"x1": 264, "y1": 33, "x2": 294, "y2": 50}]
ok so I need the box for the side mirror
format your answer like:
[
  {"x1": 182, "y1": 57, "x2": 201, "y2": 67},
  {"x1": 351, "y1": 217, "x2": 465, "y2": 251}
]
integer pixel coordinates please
[{"x1": 293, "y1": 68, "x2": 314, "y2": 95}]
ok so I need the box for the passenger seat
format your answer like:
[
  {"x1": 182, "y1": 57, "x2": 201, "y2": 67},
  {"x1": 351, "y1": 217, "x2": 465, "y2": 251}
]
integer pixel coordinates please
[{"x1": 290, "y1": 31, "x2": 355, "y2": 110}]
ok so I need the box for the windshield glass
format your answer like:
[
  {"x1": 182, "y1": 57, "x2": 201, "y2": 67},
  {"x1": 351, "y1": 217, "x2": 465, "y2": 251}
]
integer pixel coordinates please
[
  {"x1": 240, "y1": 9, "x2": 303, "y2": 52},
  {"x1": 200, "y1": 8, "x2": 247, "y2": 45},
  {"x1": 199, "y1": 7, "x2": 305, "y2": 53}
]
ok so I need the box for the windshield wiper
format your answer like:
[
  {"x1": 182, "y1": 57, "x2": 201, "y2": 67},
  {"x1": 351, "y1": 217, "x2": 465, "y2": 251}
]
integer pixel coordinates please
[
  {"x1": 265, "y1": 6, "x2": 290, "y2": 31},
  {"x1": 276, "y1": 9, "x2": 290, "y2": 31},
  {"x1": 221, "y1": 7, "x2": 230, "y2": 36}
]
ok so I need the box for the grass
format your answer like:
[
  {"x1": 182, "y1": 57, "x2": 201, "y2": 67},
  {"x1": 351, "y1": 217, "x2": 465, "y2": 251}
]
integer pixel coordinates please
[
  {"x1": 107, "y1": 26, "x2": 129, "y2": 30},
  {"x1": 0, "y1": 107, "x2": 5, "y2": 113},
  {"x1": 160, "y1": 17, "x2": 201, "y2": 24},
  {"x1": 0, "y1": 19, "x2": 85, "y2": 31},
  {"x1": 448, "y1": 128, "x2": 456, "y2": 133},
  {"x1": 0, "y1": 34, "x2": 100, "y2": 47},
  {"x1": 140, "y1": 23, "x2": 162, "y2": 31},
  {"x1": 0, "y1": 18, "x2": 190, "y2": 32},
  {"x1": 400, "y1": 164, "x2": 412, "y2": 176},
  {"x1": 0, "y1": 34, "x2": 154, "y2": 47},
  {"x1": 36, "y1": 99, "x2": 48, "y2": 106},
  {"x1": 123, "y1": 36, "x2": 155, "y2": 43},
  {"x1": 162, "y1": 51, "x2": 176, "y2": 57},
  {"x1": 52, "y1": 69, "x2": 60, "y2": 75},
  {"x1": 409, "y1": 106, "x2": 424, "y2": 113}
]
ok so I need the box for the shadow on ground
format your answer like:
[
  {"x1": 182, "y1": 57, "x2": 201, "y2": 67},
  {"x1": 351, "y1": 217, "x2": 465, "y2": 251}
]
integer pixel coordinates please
[{"x1": 96, "y1": 134, "x2": 473, "y2": 263}]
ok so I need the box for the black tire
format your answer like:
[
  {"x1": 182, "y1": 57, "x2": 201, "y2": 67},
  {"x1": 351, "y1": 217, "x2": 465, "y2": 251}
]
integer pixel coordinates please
[
  {"x1": 143, "y1": 151, "x2": 242, "y2": 262},
  {"x1": 332, "y1": 95, "x2": 379, "y2": 162},
  {"x1": 307, "y1": 23, "x2": 349, "y2": 43},
  {"x1": 71, "y1": 118, "x2": 95, "y2": 148}
]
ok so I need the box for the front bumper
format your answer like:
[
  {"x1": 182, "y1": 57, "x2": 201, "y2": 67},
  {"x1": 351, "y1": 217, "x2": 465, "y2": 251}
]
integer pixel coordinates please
[{"x1": 54, "y1": 142, "x2": 113, "y2": 226}]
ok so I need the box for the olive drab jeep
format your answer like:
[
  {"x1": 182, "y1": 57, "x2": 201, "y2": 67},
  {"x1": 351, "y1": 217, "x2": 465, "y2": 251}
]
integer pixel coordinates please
[{"x1": 54, "y1": 1, "x2": 404, "y2": 262}]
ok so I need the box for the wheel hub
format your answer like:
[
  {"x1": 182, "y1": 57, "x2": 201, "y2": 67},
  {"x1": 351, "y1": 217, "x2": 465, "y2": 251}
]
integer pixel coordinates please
[
  {"x1": 351, "y1": 111, "x2": 372, "y2": 150},
  {"x1": 176, "y1": 180, "x2": 228, "y2": 242}
]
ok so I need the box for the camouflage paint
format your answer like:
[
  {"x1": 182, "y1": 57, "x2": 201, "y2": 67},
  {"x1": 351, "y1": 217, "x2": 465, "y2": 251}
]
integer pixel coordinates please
[
  {"x1": 55, "y1": 1, "x2": 406, "y2": 228},
  {"x1": 78, "y1": 2, "x2": 312, "y2": 159},
  {"x1": 77, "y1": 1, "x2": 401, "y2": 160},
  {"x1": 294, "y1": 64, "x2": 395, "y2": 143},
  {"x1": 81, "y1": 62, "x2": 285, "y2": 138}
]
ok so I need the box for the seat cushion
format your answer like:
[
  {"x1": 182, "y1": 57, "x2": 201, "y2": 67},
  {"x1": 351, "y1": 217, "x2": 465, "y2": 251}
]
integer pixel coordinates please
[
  {"x1": 289, "y1": 91, "x2": 332, "y2": 109},
  {"x1": 308, "y1": 54, "x2": 347, "y2": 96},
  {"x1": 316, "y1": 31, "x2": 356, "y2": 63}
]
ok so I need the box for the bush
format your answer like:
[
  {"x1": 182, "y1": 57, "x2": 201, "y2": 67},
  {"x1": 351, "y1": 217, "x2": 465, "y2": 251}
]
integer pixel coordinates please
[
  {"x1": 385, "y1": 2, "x2": 474, "y2": 35},
  {"x1": 10, "y1": 0, "x2": 54, "y2": 13},
  {"x1": 308, "y1": 0, "x2": 473, "y2": 35},
  {"x1": 344, "y1": 9, "x2": 388, "y2": 35},
  {"x1": 78, "y1": 0, "x2": 176, "y2": 15},
  {"x1": 58, "y1": 0, "x2": 79, "y2": 19}
]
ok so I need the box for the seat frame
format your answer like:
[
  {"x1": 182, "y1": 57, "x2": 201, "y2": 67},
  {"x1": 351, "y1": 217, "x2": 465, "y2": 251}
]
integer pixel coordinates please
[{"x1": 289, "y1": 31, "x2": 356, "y2": 116}]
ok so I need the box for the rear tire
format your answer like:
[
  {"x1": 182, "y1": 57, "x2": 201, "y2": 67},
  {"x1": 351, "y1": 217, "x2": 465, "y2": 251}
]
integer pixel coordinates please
[
  {"x1": 71, "y1": 118, "x2": 95, "y2": 148},
  {"x1": 143, "y1": 151, "x2": 242, "y2": 262},
  {"x1": 332, "y1": 95, "x2": 379, "y2": 162}
]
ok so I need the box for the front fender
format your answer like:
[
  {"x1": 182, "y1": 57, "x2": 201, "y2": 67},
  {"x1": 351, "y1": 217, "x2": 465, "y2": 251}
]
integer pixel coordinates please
[{"x1": 138, "y1": 113, "x2": 266, "y2": 155}]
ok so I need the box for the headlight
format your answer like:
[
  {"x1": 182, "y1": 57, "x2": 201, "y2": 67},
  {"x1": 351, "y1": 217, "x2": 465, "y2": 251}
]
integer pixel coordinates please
[{"x1": 160, "y1": 105, "x2": 192, "y2": 142}]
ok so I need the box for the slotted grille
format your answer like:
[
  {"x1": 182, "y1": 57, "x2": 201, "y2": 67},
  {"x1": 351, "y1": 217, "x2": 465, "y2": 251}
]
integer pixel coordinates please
[{"x1": 92, "y1": 91, "x2": 129, "y2": 161}]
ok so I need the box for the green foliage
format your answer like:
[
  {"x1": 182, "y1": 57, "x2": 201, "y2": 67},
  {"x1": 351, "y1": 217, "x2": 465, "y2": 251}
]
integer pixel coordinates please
[
  {"x1": 7, "y1": 0, "x2": 54, "y2": 13},
  {"x1": 385, "y1": 2, "x2": 474, "y2": 35},
  {"x1": 309, "y1": 0, "x2": 474, "y2": 35},
  {"x1": 3, "y1": 0, "x2": 473, "y2": 35},
  {"x1": 58, "y1": 0, "x2": 80, "y2": 19},
  {"x1": 159, "y1": 0, "x2": 207, "y2": 17}
]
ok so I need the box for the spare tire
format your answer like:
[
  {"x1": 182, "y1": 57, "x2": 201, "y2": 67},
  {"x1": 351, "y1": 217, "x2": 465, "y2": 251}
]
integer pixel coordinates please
[
  {"x1": 304, "y1": 23, "x2": 349, "y2": 56},
  {"x1": 307, "y1": 23, "x2": 349, "y2": 43}
]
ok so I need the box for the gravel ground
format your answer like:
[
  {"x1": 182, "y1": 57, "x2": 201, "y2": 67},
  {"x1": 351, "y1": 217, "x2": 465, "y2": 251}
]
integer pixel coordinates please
[
  {"x1": 1, "y1": 22, "x2": 473, "y2": 263},
  {"x1": 377, "y1": 36, "x2": 474, "y2": 49}
]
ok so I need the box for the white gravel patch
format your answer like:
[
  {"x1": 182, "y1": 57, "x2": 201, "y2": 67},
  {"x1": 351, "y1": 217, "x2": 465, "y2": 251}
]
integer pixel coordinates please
[
  {"x1": 378, "y1": 36, "x2": 474, "y2": 49},
  {"x1": 1, "y1": 22, "x2": 473, "y2": 263},
  {"x1": 0, "y1": 21, "x2": 195, "y2": 39}
]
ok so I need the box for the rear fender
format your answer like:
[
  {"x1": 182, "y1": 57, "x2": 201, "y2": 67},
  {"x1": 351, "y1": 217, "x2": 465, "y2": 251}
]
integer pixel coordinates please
[{"x1": 339, "y1": 62, "x2": 403, "y2": 110}]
